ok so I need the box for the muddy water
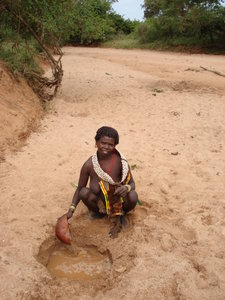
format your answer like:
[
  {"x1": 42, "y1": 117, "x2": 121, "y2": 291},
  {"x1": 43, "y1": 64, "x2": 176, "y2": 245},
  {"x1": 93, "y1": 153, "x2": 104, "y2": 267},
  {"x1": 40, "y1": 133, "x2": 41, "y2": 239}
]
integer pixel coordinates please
[{"x1": 47, "y1": 245, "x2": 111, "y2": 281}]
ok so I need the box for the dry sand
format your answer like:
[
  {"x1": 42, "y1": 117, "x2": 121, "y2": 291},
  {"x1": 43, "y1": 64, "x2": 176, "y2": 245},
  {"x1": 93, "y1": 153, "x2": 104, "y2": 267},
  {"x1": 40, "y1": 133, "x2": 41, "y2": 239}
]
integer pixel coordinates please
[{"x1": 0, "y1": 47, "x2": 225, "y2": 299}]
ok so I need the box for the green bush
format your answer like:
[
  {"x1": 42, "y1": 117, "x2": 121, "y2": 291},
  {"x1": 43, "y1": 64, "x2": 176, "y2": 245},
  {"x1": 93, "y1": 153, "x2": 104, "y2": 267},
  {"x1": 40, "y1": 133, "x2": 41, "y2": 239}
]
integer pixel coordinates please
[
  {"x1": 0, "y1": 38, "x2": 42, "y2": 74},
  {"x1": 103, "y1": 33, "x2": 140, "y2": 49}
]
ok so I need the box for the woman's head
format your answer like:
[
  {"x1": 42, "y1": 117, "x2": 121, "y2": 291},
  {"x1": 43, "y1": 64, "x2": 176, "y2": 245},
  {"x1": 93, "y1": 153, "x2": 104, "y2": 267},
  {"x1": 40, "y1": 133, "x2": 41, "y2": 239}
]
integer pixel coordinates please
[{"x1": 95, "y1": 126, "x2": 119, "y2": 146}]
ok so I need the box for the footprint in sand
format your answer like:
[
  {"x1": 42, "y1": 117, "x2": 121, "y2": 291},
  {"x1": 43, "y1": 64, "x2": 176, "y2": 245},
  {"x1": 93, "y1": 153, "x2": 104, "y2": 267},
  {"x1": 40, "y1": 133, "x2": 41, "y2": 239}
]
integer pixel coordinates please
[
  {"x1": 201, "y1": 214, "x2": 213, "y2": 226},
  {"x1": 139, "y1": 200, "x2": 152, "y2": 209},
  {"x1": 160, "y1": 233, "x2": 175, "y2": 252},
  {"x1": 134, "y1": 206, "x2": 148, "y2": 220},
  {"x1": 191, "y1": 260, "x2": 219, "y2": 289},
  {"x1": 182, "y1": 227, "x2": 197, "y2": 242},
  {"x1": 131, "y1": 201, "x2": 151, "y2": 223}
]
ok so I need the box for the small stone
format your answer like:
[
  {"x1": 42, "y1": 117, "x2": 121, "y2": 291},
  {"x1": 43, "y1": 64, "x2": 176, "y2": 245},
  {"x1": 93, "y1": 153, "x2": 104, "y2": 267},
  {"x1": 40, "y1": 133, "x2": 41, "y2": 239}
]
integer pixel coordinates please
[
  {"x1": 115, "y1": 266, "x2": 126, "y2": 273},
  {"x1": 171, "y1": 152, "x2": 179, "y2": 155},
  {"x1": 215, "y1": 251, "x2": 223, "y2": 259}
]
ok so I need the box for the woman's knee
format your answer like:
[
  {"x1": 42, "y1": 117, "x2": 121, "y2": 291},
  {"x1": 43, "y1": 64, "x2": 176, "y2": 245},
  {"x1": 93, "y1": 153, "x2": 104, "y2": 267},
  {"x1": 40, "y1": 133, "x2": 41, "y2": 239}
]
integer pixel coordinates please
[
  {"x1": 79, "y1": 187, "x2": 98, "y2": 203},
  {"x1": 79, "y1": 187, "x2": 89, "y2": 200},
  {"x1": 123, "y1": 191, "x2": 138, "y2": 212},
  {"x1": 129, "y1": 190, "x2": 138, "y2": 206}
]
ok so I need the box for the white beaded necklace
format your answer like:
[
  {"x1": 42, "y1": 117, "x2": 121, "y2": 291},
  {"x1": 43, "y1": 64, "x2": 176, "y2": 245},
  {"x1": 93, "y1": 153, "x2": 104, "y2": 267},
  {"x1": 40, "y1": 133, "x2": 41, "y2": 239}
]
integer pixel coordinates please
[{"x1": 92, "y1": 150, "x2": 129, "y2": 185}]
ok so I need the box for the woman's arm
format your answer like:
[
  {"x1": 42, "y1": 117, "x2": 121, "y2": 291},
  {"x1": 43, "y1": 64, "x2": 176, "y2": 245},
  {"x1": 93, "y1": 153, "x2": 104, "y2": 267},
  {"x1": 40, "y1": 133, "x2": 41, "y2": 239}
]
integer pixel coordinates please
[{"x1": 67, "y1": 160, "x2": 90, "y2": 219}]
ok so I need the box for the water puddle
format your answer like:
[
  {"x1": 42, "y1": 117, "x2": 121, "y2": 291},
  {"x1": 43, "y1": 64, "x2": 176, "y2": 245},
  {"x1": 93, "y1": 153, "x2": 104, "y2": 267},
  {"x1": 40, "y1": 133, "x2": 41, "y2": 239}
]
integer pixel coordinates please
[{"x1": 47, "y1": 245, "x2": 111, "y2": 281}]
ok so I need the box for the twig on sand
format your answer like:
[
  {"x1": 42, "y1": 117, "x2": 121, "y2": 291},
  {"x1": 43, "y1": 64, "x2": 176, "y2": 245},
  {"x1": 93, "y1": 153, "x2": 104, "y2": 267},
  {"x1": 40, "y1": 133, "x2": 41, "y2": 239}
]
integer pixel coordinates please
[
  {"x1": 71, "y1": 182, "x2": 78, "y2": 189},
  {"x1": 200, "y1": 66, "x2": 225, "y2": 77}
]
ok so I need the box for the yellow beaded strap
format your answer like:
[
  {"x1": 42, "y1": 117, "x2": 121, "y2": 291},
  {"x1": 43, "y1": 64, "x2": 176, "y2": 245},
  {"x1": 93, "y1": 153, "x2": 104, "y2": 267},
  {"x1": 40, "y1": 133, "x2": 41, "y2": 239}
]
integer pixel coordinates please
[
  {"x1": 99, "y1": 181, "x2": 110, "y2": 215},
  {"x1": 99, "y1": 180, "x2": 129, "y2": 216},
  {"x1": 126, "y1": 172, "x2": 131, "y2": 185}
]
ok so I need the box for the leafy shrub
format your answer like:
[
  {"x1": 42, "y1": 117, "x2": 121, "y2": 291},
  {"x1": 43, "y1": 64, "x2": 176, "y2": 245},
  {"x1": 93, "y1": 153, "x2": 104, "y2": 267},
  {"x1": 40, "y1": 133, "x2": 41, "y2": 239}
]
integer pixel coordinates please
[{"x1": 0, "y1": 20, "x2": 42, "y2": 73}]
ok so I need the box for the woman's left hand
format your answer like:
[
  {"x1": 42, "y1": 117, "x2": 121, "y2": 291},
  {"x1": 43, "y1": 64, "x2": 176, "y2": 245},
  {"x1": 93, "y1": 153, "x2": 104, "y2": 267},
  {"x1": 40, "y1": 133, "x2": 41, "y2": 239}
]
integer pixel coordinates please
[{"x1": 114, "y1": 186, "x2": 129, "y2": 198}]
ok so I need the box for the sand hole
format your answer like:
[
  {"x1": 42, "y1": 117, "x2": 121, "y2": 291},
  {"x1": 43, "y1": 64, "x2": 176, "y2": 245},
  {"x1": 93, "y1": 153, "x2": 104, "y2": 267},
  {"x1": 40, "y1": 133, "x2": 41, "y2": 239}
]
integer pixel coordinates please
[
  {"x1": 47, "y1": 245, "x2": 111, "y2": 281},
  {"x1": 37, "y1": 238, "x2": 112, "y2": 282}
]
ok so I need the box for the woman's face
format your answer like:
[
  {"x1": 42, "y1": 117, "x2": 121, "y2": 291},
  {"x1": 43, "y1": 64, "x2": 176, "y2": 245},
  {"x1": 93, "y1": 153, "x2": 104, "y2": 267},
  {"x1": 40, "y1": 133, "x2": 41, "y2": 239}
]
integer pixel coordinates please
[{"x1": 96, "y1": 136, "x2": 115, "y2": 156}]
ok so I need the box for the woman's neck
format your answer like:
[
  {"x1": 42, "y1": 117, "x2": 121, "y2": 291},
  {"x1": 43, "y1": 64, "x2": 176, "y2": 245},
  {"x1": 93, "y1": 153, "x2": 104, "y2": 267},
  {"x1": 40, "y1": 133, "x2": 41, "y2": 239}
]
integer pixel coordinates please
[{"x1": 97, "y1": 151, "x2": 112, "y2": 161}]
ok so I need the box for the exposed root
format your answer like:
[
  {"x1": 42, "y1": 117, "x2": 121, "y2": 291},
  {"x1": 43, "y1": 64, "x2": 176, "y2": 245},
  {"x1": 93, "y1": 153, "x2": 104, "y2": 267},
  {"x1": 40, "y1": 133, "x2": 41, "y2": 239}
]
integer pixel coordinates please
[
  {"x1": 25, "y1": 59, "x2": 63, "y2": 102},
  {"x1": 200, "y1": 66, "x2": 225, "y2": 77},
  {"x1": 4, "y1": 3, "x2": 64, "y2": 102}
]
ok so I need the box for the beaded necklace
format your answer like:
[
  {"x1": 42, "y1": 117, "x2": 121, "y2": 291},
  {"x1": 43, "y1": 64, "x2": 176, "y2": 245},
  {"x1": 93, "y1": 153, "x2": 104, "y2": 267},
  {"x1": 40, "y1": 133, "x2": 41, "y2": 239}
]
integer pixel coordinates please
[{"x1": 92, "y1": 150, "x2": 129, "y2": 185}]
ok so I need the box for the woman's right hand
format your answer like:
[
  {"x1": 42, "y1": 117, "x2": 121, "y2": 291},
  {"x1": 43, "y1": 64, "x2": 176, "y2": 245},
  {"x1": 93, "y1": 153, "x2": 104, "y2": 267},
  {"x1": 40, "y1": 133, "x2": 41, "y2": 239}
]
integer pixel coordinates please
[{"x1": 67, "y1": 209, "x2": 74, "y2": 219}]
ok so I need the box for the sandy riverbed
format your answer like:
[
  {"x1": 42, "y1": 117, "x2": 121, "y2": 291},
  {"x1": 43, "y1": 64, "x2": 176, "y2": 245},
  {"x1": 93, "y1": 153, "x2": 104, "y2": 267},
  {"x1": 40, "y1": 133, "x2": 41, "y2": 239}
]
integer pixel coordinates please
[{"x1": 0, "y1": 47, "x2": 225, "y2": 299}]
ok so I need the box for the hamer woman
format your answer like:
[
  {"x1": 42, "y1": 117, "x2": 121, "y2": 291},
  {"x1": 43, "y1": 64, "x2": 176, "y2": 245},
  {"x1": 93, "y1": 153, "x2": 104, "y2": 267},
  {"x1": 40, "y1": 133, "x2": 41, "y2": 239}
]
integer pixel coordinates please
[{"x1": 67, "y1": 126, "x2": 138, "y2": 238}]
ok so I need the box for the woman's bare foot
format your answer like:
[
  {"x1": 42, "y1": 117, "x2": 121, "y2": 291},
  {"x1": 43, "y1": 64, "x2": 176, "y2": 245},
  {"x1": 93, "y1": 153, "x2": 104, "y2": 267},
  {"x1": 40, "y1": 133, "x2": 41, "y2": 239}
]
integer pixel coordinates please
[
  {"x1": 108, "y1": 216, "x2": 122, "y2": 238},
  {"x1": 120, "y1": 215, "x2": 129, "y2": 228},
  {"x1": 90, "y1": 211, "x2": 105, "y2": 219}
]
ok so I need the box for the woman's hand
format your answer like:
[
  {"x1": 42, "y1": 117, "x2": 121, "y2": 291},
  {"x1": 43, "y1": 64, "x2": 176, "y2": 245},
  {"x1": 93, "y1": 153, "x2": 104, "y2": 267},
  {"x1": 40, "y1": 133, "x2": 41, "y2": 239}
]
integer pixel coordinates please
[
  {"x1": 114, "y1": 185, "x2": 129, "y2": 198},
  {"x1": 67, "y1": 209, "x2": 74, "y2": 220}
]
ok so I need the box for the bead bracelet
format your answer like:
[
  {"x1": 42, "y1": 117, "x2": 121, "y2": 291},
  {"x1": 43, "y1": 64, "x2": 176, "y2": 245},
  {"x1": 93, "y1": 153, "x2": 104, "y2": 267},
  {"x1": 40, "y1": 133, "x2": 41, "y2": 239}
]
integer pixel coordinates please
[
  {"x1": 69, "y1": 204, "x2": 76, "y2": 212},
  {"x1": 125, "y1": 184, "x2": 131, "y2": 192}
]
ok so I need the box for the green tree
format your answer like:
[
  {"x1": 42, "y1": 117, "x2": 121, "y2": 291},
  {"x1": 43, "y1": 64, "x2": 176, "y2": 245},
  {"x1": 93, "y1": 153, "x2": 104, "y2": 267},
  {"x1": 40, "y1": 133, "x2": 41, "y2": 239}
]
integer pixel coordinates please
[
  {"x1": 140, "y1": 0, "x2": 225, "y2": 49},
  {"x1": 143, "y1": 0, "x2": 223, "y2": 18},
  {"x1": 69, "y1": 0, "x2": 116, "y2": 44},
  {"x1": 107, "y1": 12, "x2": 139, "y2": 34},
  {"x1": 1, "y1": 0, "x2": 75, "y2": 46}
]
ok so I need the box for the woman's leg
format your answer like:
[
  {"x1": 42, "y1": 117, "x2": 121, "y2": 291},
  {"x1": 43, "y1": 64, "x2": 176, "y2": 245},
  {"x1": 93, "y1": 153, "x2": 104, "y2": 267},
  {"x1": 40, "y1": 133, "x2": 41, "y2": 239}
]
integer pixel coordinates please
[
  {"x1": 123, "y1": 190, "x2": 138, "y2": 213},
  {"x1": 79, "y1": 187, "x2": 100, "y2": 213}
]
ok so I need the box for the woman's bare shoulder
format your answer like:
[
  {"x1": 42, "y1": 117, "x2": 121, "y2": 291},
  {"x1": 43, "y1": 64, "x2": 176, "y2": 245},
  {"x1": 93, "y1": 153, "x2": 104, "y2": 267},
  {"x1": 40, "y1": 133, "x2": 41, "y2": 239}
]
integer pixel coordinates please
[{"x1": 82, "y1": 156, "x2": 93, "y2": 171}]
